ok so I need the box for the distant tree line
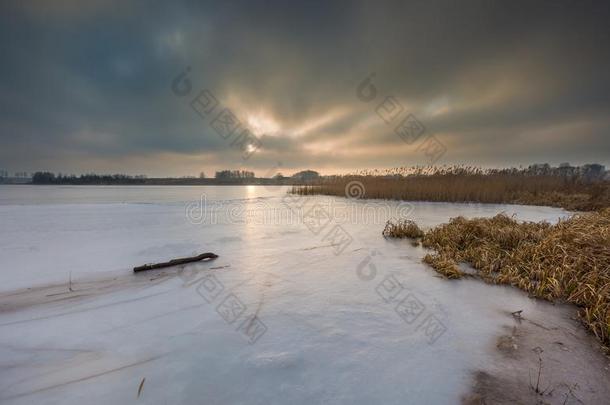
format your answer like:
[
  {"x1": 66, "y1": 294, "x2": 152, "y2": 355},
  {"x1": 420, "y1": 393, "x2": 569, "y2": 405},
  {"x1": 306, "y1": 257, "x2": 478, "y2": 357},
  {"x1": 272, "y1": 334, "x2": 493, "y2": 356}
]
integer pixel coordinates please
[
  {"x1": 28, "y1": 170, "x2": 315, "y2": 185},
  {"x1": 25, "y1": 165, "x2": 609, "y2": 186},
  {"x1": 524, "y1": 163, "x2": 606, "y2": 182},
  {"x1": 0, "y1": 169, "x2": 28, "y2": 178},
  {"x1": 32, "y1": 172, "x2": 148, "y2": 185},
  {"x1": 291, "y1": 170, "x2": 320, "y2": 181},
  {"x1": 215, "y1": 170, "x2": 255, "y2": 179}
]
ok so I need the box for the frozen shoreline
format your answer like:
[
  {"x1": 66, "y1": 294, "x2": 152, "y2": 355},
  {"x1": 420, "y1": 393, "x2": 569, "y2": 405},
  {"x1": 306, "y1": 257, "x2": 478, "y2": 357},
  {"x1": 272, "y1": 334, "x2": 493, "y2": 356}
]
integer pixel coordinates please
[
  {"x1": 1, "y1": 186, "x2": 608, "y2": 404},
  {"x1": 1, "y1": 256, "x2": 608, "y2": 404}
]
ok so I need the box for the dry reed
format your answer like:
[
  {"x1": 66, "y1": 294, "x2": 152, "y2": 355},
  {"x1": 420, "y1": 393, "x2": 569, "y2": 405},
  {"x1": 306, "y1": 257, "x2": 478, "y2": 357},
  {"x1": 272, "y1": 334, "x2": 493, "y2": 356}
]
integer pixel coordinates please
[
  {"x1": 387, "y1": 209, "x2": 610, "y2": 349},
  {"x1": 293, "y1": 166, "x2": 610, "y2": 211},
  {"x1": 382, "y1": 219, "x2": 424, "y2": 238}
]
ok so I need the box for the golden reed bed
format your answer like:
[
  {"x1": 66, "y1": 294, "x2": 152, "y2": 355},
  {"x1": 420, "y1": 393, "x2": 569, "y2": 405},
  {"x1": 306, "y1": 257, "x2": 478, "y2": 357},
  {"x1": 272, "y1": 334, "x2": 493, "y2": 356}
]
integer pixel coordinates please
[
  {"x1": 384, "y1": 210, "x2": 610, "y2": 350},
  {"x1": 293, "y1": 167, "x2": 610, "y2": 211}
]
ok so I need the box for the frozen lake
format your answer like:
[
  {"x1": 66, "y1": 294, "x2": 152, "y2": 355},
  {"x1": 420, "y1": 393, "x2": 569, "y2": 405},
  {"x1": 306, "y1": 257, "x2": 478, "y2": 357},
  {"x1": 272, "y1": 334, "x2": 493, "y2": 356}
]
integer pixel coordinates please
[{"x1": 1, "y1": 185, "x2": 605, "y2": 404}]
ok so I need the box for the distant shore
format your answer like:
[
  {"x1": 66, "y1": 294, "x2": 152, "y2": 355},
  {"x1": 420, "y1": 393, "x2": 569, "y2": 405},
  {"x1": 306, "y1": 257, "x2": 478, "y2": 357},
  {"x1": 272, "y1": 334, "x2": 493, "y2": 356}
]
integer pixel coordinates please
[{"x1": 2, "y1": 178, "x2": 306, "y2": 186}]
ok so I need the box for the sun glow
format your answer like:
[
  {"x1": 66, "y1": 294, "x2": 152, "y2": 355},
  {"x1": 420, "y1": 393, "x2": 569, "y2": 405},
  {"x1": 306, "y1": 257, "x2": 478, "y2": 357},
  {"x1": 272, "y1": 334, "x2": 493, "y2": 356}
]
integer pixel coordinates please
[{"x1": 246, "y1": 113, "x2": 280, "y2": 136}]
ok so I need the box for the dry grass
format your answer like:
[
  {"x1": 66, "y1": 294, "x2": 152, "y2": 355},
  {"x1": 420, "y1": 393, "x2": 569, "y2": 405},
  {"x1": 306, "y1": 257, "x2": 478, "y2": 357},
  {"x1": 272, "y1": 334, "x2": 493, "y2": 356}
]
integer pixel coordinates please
[
  {"x1": 293, "y1": 167, "x2": 610, "y2": 211},
  {"x1": 390, "y1": 209, "x2": 610, "y2": 349},
  {"x1": 422, "y1": 253, "x2": 464, "y2": 279},
  {"x1": 382, "y1": 219, "x2": 424, "y2": 238}
]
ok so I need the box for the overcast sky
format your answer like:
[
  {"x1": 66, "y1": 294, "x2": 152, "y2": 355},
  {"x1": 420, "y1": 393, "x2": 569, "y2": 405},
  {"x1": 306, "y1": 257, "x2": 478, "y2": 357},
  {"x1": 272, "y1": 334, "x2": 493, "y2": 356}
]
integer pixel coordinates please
[{"x1": 1, "y1": 0, "x2": 609, "y2": 176}]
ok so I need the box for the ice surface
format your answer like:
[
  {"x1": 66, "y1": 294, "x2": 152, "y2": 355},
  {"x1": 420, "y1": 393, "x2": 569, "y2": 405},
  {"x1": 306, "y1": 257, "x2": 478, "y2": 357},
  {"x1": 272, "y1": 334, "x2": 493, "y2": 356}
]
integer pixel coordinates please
[{"x1": 0, "y1": 185, "x2": 582, "y2": 404}]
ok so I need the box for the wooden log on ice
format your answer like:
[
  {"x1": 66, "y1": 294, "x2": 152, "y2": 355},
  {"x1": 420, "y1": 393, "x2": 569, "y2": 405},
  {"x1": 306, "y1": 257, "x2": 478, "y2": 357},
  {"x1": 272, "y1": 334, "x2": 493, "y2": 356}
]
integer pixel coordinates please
[{"x1": 133, "y1": 252, "x2": 218, "y2": 272}]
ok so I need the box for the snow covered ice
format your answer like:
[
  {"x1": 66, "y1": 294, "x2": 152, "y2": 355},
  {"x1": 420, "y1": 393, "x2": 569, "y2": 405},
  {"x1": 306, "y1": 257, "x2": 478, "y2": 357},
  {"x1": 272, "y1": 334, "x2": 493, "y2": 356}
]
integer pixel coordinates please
[{"x1": 2, "y1": 185, "x2": 604, "y2": 404}]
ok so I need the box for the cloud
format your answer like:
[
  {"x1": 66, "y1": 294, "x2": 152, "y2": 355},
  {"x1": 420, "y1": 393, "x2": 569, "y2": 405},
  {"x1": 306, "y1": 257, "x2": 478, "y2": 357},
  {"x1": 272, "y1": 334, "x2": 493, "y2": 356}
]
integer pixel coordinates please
[{"x1": 0, "y1": 0, "x2": 609, "y2": 176}]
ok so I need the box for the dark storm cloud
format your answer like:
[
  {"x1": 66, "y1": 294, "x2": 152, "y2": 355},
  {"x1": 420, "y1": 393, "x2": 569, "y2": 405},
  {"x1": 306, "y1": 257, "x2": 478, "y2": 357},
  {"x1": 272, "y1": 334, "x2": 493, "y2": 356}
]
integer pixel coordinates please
[{"x1": 0, "y1": 0, "x2": 609, "y2": 176}]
